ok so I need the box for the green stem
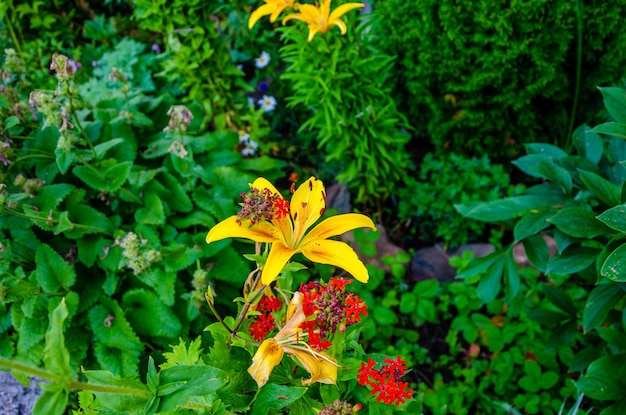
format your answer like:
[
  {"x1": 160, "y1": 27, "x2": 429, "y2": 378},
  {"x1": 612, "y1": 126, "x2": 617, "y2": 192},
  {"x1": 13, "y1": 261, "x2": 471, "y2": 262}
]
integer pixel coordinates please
[
  {"x1": 71, "y1": 111, "x2": 97, "y2": 156},
  {"x1": 68, "y1": 380, "x2": 151, "y2": 398},
  {"x1": 1, "y1": 206, "x2": 112, "y2": 236},
  {"x1": 565, "y1": 0, "x2": 583, "y2": 151},
  {"x1": 3, "y1": 14, "x2": 22, "y2": 56},
  {"x1": 0, "y1": 357, "x2": 59, "y2": 383}
]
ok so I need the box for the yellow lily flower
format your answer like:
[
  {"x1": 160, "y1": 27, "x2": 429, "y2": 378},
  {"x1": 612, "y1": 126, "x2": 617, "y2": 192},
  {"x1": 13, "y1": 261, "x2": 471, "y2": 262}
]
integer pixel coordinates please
[
  {"x1": 205, "y1": 177, "x2": 376, "y2": 285},
  {"x1": 282, "y1": 0, "x2": 364, "y2": 41},
  {"x1": 247, "y1": 292, "x2": 338, "y2": 387},
  {"x1": 248, "y1": 0, "x2": 296, "y2": 29}
]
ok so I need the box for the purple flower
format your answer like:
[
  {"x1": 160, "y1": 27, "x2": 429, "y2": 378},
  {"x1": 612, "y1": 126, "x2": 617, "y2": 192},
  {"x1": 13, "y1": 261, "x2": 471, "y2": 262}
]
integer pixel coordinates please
[{"x1": 151, "y1": 44, "x2": 162, "y2": 54}]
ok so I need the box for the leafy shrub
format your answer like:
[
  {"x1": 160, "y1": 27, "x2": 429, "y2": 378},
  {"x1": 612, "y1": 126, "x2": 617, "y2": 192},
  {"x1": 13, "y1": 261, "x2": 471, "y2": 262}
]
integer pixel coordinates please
[
  {"x1": 371, "y1": 0, "x2": 626, "y2": 159},
  {"x1": 397, "y1": 153, "x2": 515, "y2": 247},
  {"x1": 457, "y1": 85, "x2": 626, "y2": 413}
]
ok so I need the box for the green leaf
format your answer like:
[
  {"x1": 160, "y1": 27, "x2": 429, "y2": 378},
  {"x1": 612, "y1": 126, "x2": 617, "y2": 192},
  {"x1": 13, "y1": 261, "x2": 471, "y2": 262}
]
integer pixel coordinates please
[
  {"x1": 33, "y1": 385, "x2": 69, "y2": 415},
  {"x1": 599, "y1": 87, "x2": 626, "y2": 124},
  {"x1": 73, "y1": 160, "x2": 132, "y2": 191},
  {"x1": 573, "y1": 124, "x2": 604, "y2": 164},
  {"x1": 583, "y1": 283, "x2": 626, "y2": 332},
  {"x1": 36, "y1": 244, "x2": 77, "y2": 292},
  {"x1": 456, "y1": 250, "x2": 502, "y2": 279},
  {"x1": 525, "y1": 143, "x2": 568, "y2": 158},
  {"x1": 455, "y1": 195, "x2": 563, "y2": 222},
  {"x1": 135, "y1": 268, "x2": 176, "y2": 307},
  {"x1": 576, "y1": 353, "x2": 626, "y2": 400},
  {"x1": 373, "y1": 305, "x2": 399, "y2": 325},
  {"x1": 600, "y1": 397, "x2": 626, "y2": 415},
  {"x1": 31, "y1": 183, "x2": 75, "y2": 211},
  {"x1": 546, "y1": 247, "x2": 599, "y2": 276},
  {"x1": 158, "y1": 172, "x2": 192, "y2": 212},
  {"x1": 504, "y1": 250, "x2": 520, "y2": 300},
  {"x1": 549, "y1": 207, "x2": 611, "y2": 238},
  {"x1": 514, "y1": 209, "x2": 554, "y2": 242},
  {"x1": 399, "y1": 293, "x2": 416, "y2": 314},
  {"x1": 250, "y1": 384, "x2": 307, "y2": 415},
  {"x1": 597, "y1": 205, "x2": 626, "y2": 233},
  {"x1": 601, "y1": 244, "x2": 626, "y2": 281},
  {"x1": 162, "y1": 244, "x2": 203, "y2": 272},
  {"x1": 55, "y1": 146, "x2": 77, "y2": 174},
  {"x1": 157, "y1": 365, "x2": 225, "y2": 412},
  {"x1": 122, "y1": 289, "x2": 182, "y2": 338},
  {"x1": 523, "y1": 234, "x2": 550, "y2": 272},
  {"x1": 135, "y1": 192, "x2": 165, "y2": 225},
  {"x1": 534, "y1": 160, "x2": 572, "y2": 194},
  {"x1": 478, "y1": 255, "x2": 505, "y2": 303},
  {"x1": 161, "y1": 337, "x2": 203, "y2": 369},
  {"x1": 542, "y1": 284, "x2": 577, "y2": 316},
  {"x1": 43, "y1": 299, "x2": 71, "y2": 378},
  {"x1": 579, "y1": 170, "x2": 620, "y2": 207},
  {"x1": 83, "y1": 370, "x2": 150, "y2": 412},
  {"x1": 591, "y1": 122, "x2": 626, "y2": 140},
  {"x1": 65, "y1": 204, "x2": 111, "y2": 239},
  {"x1": 94, "y1": 138, "x2": 124, "y2": 159},
  {"x1": 596, "y1": 327, "x2": 626, "y2": 350}
]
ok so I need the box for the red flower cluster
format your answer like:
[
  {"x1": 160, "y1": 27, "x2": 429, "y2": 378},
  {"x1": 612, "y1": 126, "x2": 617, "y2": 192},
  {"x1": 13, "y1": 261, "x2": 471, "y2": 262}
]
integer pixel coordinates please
[
  {"x1": 248, "y1": 294, "x2": 282, "y2": 341},
  {"x1": 298, "y1": 277, "x2": 368, "y2": 350},
  {"x1": 357, "y1": 357, "x2": 413, "y2": 406},
  {"x1": 236, "y1": 188, "x2": 290, "y2": 225}
]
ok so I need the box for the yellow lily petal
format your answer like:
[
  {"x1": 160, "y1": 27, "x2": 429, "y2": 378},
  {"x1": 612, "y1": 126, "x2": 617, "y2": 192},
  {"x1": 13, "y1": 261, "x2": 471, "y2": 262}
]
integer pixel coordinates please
[
  {"x1": 248, "y1": 338, "x2": 284, "y2": 388},
  {"x1": 329, "y1": 2, "x2": 363, "y2": 21},
  {"x1": 290, "y1": 177, "x2": 326, "y2": 237},
  {"x1": 261, "y1": 242, "x2": 297, "y2": 285},
  {"x1": 248, "y1": 3, "x2": 275, "y2": 29},
  {"x1": 301, "y1": 239, "x2": 369, "y2": 283},
  {"x1": 250, "y1": 177, "x2": 280, "y2": 196},
  {"x1": 304, "y1": 213, "x2": 376, "y2": 242},
  {"x1": 276, "y1": 292, "x2": 306, "y2": 339},
  {"x1": 286, "y1": 347, "x2": 337, "y2": 386},
  {"x1": 206, "y1": 216, "x2": 279, "y2": 244}
]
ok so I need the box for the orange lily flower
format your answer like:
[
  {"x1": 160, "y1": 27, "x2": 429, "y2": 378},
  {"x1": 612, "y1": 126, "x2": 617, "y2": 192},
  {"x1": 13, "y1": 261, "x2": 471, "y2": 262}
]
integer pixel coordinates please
[{"x1": 205, "y1": 177, "x2": 376, "y2": 285}]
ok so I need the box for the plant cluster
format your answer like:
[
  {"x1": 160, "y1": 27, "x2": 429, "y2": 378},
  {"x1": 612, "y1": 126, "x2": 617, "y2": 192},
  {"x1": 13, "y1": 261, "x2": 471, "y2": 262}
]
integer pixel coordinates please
[
  {"x1": 457, "y1": 85, "x2": 626, "y2": 413},
  {"x1": 371, "y1": 0, "x2": 626, "y2": 159}
]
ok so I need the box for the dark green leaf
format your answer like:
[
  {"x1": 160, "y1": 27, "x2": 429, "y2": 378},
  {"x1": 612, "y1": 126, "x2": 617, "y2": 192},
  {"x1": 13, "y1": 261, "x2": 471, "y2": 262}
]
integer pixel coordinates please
[
  {"x1": 596, "y1": 326, "x2": 626, "y2": 350},
  {"x1": 523, "y1": 234, "x2": 550, "y2": 272},
  {"x1": 135, "y1": 192, "x2": 165, "y2": 225},
  {"x1": 573, "y1": 124, "x2": 604, "y2": 163},
  {"x1": 579, "y1": 170, "x2": 620, "y2": 207},
  {"x1": 158, "y1": 172, "x2": 192, "y2": 212},
  {"x1": 528, "y1": 308, "x2": 570, "y2": 325},
  {"x1": 122, "y1": 289, "x2": 182, "y2": 338},
  {"x1": 525, "y1": 143, "x2": 568, "y2": 158},
  {"x1": 542, "y1": 284, "x2": 577, "y2": 316},
  {"x1": 504, "y1": 249, "x2": 520, "y2": 300},
  {"x1": 549, "y1": 207, "x2": 612, "y2": 238},
  {"x1": 599, "y1": 87, "x2": 626, "y2": 124},
  {"x1": 514, "y1": 209, "x2": 554, "y2": 242},
  {"x1": 576, "y1": 353, "x2": 626, "y2": 400},
  {"x1": 591, "y1": 122, "x2": 626, "y2": 139},
  {"x1": 373, "y1": 305, "x2": 399, "y2": 325},
  {"x1": 600, "y1": 397, "x2": 626, "y2": 415},
  {"x1": 456, "y1": 195, "x2": 564, "y2": 222},
  {"x1": 601, "y1": 244, "x2": 626, "y2": 281},
  {"x1": 583, "y1": 283, "x2": 626, "y2": 331},
  {"x1": 478, "y1": 255, "x2": 505, "y2": 303},
  {"x1": 534, "y1": 161, "x2": 572, "y2": 194},
  {"x1": 597, "y1": 205, "x2": 626, "y2": 234},
  {"x1": 546, "y1": 246, "x2": 599, "y2": 276},
  {"x1": 36, "y1": 244, "x2": 76, "y2": 292}
]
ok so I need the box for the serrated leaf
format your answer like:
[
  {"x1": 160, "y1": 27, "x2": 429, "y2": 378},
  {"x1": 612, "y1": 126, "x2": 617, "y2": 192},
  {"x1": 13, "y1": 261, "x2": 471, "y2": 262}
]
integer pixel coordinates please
[
  {"x1": 55, "y1": 146, "x2": 77, "y2": 174},
  {"x1": 157, "y1": 365, "x2": 225, "y2": 412},
  {"x1": 162, "y1": 244, "x2": 203, "y2": 272},
  {"x1": 36, "y1": 244, "x2": 76, "y2": 292},
  {"x1": 31, "y1": 184, "x2": 75, "y2": 211},
  {"x1": 83, "y1": 370, "x2": 150, "y2": 412},
  {"x1": 549, "y1": 207, "x2": 612, "y2": 238},
  {"x1": 161, "y1": 338, "x2": 203, "y2": 369},
  {"x1": 158, "y1": 172, "x2": 192, "y2": 212},
  {"x1": 77, "y1": 235, "x2": 110, "y2": 267},
  {"x1": 73, "y1": 160, "x2": 132, "y2": 192},
  {"x1": 135, "y1": 192, "x2": 165, "y2": 225},
  {"x1": 597, "y1": 205, "x2": 626, "y2": 234},
  {"x1": 135, "y1": 268, "x2": 176, "y2": 306},
  {"x1": 122, "y1": 289, "x2": 182, "y2": 338},
  {"x1": 601, "y1": 244, "x2": 626, "y2": 281},
  {"x1": 66, "y1": 204, "x2": 111, "y2": 239}
]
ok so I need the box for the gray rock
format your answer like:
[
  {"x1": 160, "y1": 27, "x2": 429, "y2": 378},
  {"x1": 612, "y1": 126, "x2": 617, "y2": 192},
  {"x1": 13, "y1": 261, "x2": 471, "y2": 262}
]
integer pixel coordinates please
[
  {"x1": 325, "y1": 183, "x2": 352, "y2": 214},
  {"x1": 0, "y1": 372, "x2": 43, "y2": 415},
  {"x1": 409, "y1": 245, "x2": 457, "y2": 283}
]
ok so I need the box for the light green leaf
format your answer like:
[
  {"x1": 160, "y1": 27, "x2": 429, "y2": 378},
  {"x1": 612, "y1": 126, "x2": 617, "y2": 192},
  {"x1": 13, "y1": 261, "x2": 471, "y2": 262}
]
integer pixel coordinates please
[
  {"x1": 33, "y1": 385, "x2": 69, "y2": 415},
  {"x1": 43, "y1": 299, "x2": 71, "y2": 378},
  {"x1": 157, "y1": 365, "x2": 225, "y2": 412},
  {"x1": 83, "y1": 370, "x2": 150, "y2": 412},
  {"x1": 94, "y1": 138, "x2": 124, "y2": 159}
]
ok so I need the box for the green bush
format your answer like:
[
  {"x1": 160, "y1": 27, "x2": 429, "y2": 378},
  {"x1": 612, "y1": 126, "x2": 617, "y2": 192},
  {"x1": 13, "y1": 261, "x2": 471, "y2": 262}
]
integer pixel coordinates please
[
  {"x1": 397, "y1": 153, "x2": 515, "y2": 247},
  {"x1": 371, "y1": 0, "x2": 626, "y2": 159}
]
